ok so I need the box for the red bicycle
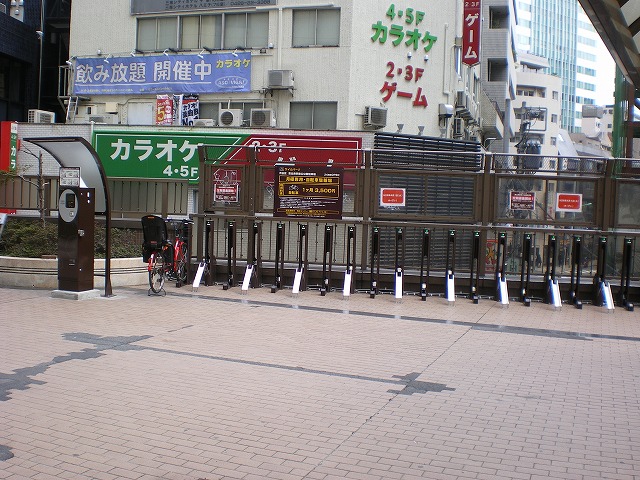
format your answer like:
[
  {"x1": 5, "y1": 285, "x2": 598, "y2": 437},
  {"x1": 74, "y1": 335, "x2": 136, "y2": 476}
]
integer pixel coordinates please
[{"x1": 142, "y1": 215, "x2": 191, "y2": 295}]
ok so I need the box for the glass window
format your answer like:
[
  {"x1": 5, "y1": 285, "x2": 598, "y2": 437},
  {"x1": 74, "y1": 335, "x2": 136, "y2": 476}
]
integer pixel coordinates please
[
  {"x1": 157, "y1": 17, "x2": 178, "y2": 50},
  {"x1": 201, "y1": 15, "x2": 222, "y2": 50},
  {"x1": 224, "y1": 12, "x2": 268, "y2": 49},
  {"x1": 293, "y1": 9, "x2": 340, "y2": 47},
  {"x1": 137, "y1": 18, "x2": 157, "y2": 51},
  {"x1": 290, "y1": 102, "x2": 337, "y2": 129},
  {"x1": 181, "y1": 16, "x2": 200, "y2": 50}
]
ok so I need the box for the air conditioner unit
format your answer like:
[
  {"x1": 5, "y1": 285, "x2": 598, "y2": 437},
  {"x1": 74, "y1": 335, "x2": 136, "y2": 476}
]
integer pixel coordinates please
[
  {"x1": 456, "y1": 90, "x2": 466, "y2": 107},
  {"x1": 218, "y1": 109, "x2": 244, "y2": 127},
  {"x1": 194, "y1": 118, "x2": 216, "y2": 127},
  {"x1": 268, "y1": 70, "x2": 294, "y2": 89},
  {"x1": 363, "y1": 106, "x2": 388, "y2": 129},
  {"x1": 453, "y1": 118, "x2": 464, "y2": 138},
  {"x1": 28, "y1": 109, "x2": 55, "y2": 123},
  {"x1": 250, "y1": 108, "x2": 276, "y2": 127},
  {"x1": 89, "y1": 114, "x2": 118, "y2": 124}
]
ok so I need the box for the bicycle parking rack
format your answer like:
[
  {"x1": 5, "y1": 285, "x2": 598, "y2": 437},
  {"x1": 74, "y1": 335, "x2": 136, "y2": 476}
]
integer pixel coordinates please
[
  {"x1": 292, "y1": 224, "x2": 308, "y2": 295},
  {"x1": 469, "y1": 231, "x2": 480, "y2": 304},
  {"x1": 320, "y1": 225, "x2": 333, "y2": 296},
  {"x1": 419, "y1": 228, "x2": 430, "y2": 301},
  {"x1": 544, "y1": 234, "x2": 562, "y2": 309},
  {"x1": 178, "y1": 219, "x2": 194, "y2": 288},
  {"x1": 241, "y1": 222, "x2": 262, "y2": 293},
  {"x1": 223, "y1": 221, "x2": 237, "y2": 290},
  {"x1": 593, "y1": 236, "x2": 615, "y2": 312},
  {"x1": 618, "y1": 237, "x2": 635, "y2": 311},
  {"x1": 271, "y1": 223, "x2": 285, "y2": 293},
  {"x1": 495, "y1": 232, "x2": 509, "y2": 306},
  {"x1": 203, "y1": 220, "x2": 213, "y2": 287},
  {"x1": 445, "y1": 229, "x2": 456, "y2": 304},
  {"x1": 520, "y1": 233, "x2": 532, "y2": 306},
  {"x1": 569, "y1": 235, "x2": 583, "y2": 309},
  {"x1": 369, "y1": 227, "x2": 380, "y2": 299},
  {"x1": 394, "y1": 227, "x2": 405, "y2": 301},
  {"x1": 343, "y1": 226, "x2": 356, "y2": 298}
]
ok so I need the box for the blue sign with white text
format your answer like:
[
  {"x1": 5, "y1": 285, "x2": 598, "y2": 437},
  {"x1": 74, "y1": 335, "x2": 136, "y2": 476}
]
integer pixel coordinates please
[{"x1": 72, "y1": 52, "x2": 251, "y2": 95}]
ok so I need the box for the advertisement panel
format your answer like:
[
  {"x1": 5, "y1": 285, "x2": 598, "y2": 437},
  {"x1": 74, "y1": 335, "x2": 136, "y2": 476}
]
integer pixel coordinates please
[
  {"x1": 73, "y1": 52, "x2": 251, "y2": 95},
  {"x1": 274, "y1": 165, "x2": 343, "y2": 219}
]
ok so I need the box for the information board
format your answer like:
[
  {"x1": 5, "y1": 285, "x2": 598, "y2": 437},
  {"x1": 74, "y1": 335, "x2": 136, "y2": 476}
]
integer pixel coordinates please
[{"x1": 274, "y1": 166, "x2": 343, "y2": 219}]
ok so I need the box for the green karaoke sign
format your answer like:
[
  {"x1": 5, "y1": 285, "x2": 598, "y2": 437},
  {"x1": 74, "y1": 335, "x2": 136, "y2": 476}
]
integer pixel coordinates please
[{"x1": 93, "y1": 131, "x2": 247, "y2": 181}]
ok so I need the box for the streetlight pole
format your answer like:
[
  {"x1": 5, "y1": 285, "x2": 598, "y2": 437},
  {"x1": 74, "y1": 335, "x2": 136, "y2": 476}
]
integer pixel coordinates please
[{"x1": 37, "y1": 0, "x2": 45, "y2": 110}]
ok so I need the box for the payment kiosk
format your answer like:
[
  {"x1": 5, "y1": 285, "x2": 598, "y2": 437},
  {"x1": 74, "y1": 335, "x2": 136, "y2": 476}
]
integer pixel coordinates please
[{"x1": 58, "y1": 187, "x2": 95, "y2": 291}]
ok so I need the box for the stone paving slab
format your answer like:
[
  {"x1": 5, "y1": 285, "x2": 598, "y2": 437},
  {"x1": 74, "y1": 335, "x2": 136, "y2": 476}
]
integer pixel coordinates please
[{"x1": 0, "y1": 284, "x2": 639, "y2": 479}]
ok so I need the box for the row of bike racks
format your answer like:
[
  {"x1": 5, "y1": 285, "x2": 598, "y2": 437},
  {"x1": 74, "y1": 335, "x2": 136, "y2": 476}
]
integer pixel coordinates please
[{"x1": 197, "y1": 222, "x2": 635, "y2": 311}]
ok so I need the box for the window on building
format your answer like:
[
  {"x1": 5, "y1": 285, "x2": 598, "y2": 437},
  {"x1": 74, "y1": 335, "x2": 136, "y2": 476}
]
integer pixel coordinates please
[
  {"x1": 550, "y1": 137, "x2": 557, "y2": 146},
  {"x1": 552, "y1": 91, "x2": 559, "y2": 100},
  {"x1": 137, "y1": 17, "x2": 178, "y2": 50},
  {"x1": 290, "y1": 102, "x2": 337, "y2": 129},
  {"x1": 551, "y1": 114, "x2": 558, "y2": 123},
  {"x1": 293, "y1": 9, "x2": 340, "y2": 47},
  {"x1": 225, "y1": 12, "x2": 269, "y2": 49},
  {"x1": 488, "y1": 59, "x2": 507, "y2": 82},
  {"x1": 489, "y1": 7, "x2": 508, "y2": 29},
  {"x1": 199, "y1": 101, "x2": 265, "y2": 125},
  {"x1": 138, "y1": 12, "x2": 267, "y2": 51}
]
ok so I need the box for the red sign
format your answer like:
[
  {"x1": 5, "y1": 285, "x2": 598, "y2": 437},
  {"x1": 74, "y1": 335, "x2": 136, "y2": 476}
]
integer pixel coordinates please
[
  {"x1": 462, "y1": 1, "x2": 481, "y2": 66},
  {"x1": 380, "y1": 188, "x2": 406, "y2": 207},
  {"x1": 228, "y1": 134, "x2": 362, "y2": 167},
  {"x1": 556, "y1": 193, "x2": 582, "y2": 212},
  {"x1": 510, "y1": 191, "x2": 535, "y2": 210}
]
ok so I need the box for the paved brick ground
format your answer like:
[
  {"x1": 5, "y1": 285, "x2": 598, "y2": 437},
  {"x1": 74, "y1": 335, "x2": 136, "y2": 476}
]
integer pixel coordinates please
[{"x1": 1, "y1": 283, "x2": 639, "y2": 479}]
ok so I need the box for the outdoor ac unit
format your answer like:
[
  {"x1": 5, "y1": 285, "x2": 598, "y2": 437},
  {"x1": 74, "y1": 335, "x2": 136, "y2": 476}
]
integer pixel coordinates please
[
  {"x1": 456, "y1": 90, "x2": 467, "y2": 108},
  {"x1": 194, "y1": 118, "x2": 216, "y2": 127},
  {"x1": 453, "y1": 118, "x2": 464, "y2": 138},
  {"x1": 250, "y1": 108, "x2": 276, "y2": 127},
  {"x1": 268, "y1": 70, "x2": 294, "y2": 89},
  {"x1": 363, "y1": 106, "x2": 388, "y2": 129},
  {"x1": 218, "y1": 109, "x2": 243, "y2": 127},
  {"x1": 28, "y1": 109, "x2": 55, "y2": 123}
]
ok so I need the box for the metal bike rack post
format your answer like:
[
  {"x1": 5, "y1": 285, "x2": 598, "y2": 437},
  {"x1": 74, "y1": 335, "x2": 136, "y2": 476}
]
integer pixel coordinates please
[
  {"x1": 520, "y1": 233, "x2": 532, "y2": 306},
  {"x1": 419, "y1": 228, "x2": 430, "y2": 301},
  {"x1": 544, "y1": 234, "x2": 562, "y2": 308},
  {"x1": 618, "y1": 237, "x2": 635, "y2": 311},
  {"x1": 394, "y1": 227, "x2": 405, "y2": 300},
  {"x1": 343, "y1": 226, "x2": 356, "y2": 298},
  {"x1": 223, "y1": 220, "x2": 236, "y2": 290},
  {"x1": 495, "y1": 232, "x2": 509, "y2": 305},
  {"x1": 320, "y1": 225, "x2": 333, "y2": 296},
  {"x1": 593, "y1": 236, "x2": 608, "y2": 307},
  {"x1": 204, "y1": 220, "x2": 213, "y2": 286},
  {"x1": 271, "y1": 222, "x2": 285, "y2": 293},
  {"x1": 369, "y1": 226, "x2": 380, "y2": 299},
  {"x1": 292, "y1": 223, "x2": 308, "y2": 294},
  {"x1": 445, "y1": 229, "x2": 456, "y2": 303},
  {"x1": 569, "y1": 235, "x2": 583, "y2": 309},
  {"x1": 179, "y1": 219, "x2": 194, "y2": 287},
  {"x1": 241, "y1": 222, "x2": 262, "y2": 292},
  {"x1": 469, "y1": 231, "x2": 480, "y2": 304}
]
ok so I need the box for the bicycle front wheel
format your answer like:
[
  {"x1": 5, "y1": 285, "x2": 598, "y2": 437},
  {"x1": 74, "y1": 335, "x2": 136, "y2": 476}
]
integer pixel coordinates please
[
  {"x1": 149, "y1": 253, "x2": 166, "y2": 293},
  {"x1": 175, "y1": 243, "x2": 188, "y2": 285}
]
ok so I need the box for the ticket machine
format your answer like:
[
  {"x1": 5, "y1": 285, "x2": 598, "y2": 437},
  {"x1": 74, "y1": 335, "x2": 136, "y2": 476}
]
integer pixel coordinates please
[{"x1": 58, "y1": 187, "x2": 95, "y2": 291}]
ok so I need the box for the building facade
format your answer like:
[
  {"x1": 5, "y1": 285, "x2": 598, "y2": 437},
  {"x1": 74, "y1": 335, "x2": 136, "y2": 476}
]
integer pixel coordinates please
[{"x1": 63, "y1": 0, "x2": 481, "y2": 139}]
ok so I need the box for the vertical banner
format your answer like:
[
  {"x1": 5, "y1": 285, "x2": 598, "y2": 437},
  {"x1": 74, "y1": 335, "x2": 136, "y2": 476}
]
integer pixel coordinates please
[
  {"x1": 0, "y1": 122, "x2": 18, "y2": 171},
  {"x1": 462, "y1": 0, "x2": 481, "y2": 66},
  {"x1": 156, "y1": 95, "x2": 174, "y2": 125},
  {"x1": 173, "y1": 94, "x2": 183, "y2": 125},
  {"x1": 180, "y1": 94, "x2": 200, "y2": 126}
]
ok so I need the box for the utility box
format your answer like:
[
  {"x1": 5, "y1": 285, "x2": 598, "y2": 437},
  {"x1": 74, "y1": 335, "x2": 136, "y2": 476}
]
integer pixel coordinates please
[{"x1": 58, "y1": 187, "x2": 95, "y2": 291}]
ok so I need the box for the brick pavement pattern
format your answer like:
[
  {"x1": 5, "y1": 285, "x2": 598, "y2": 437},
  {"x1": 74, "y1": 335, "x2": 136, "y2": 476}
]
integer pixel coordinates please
[{"x1": 0, "y1": 284, "x2": 639, "y2": 479}]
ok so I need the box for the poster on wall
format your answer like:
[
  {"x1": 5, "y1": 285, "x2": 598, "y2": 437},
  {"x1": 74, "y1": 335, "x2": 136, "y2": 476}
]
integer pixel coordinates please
[
  {"x1": 156, "y1": 95, "x2": 173, "y2": 125},
  {"x1": 177, "y1": 94, "x2": 199, "y2": 126},
  {"x1": 274, "y1": 165, "x2": 343, "y2": 219}
]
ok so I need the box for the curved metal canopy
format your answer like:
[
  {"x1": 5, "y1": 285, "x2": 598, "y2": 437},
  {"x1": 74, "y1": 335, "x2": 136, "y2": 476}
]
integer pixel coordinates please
[{"x1": 580, "y1": 0, "x2": 640, "y2": 87}]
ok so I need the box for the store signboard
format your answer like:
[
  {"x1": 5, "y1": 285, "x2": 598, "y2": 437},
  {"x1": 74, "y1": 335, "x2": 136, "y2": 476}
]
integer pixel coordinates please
[{"x1": 73, "y1": 53, "x2": 251, "y2": 95}]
